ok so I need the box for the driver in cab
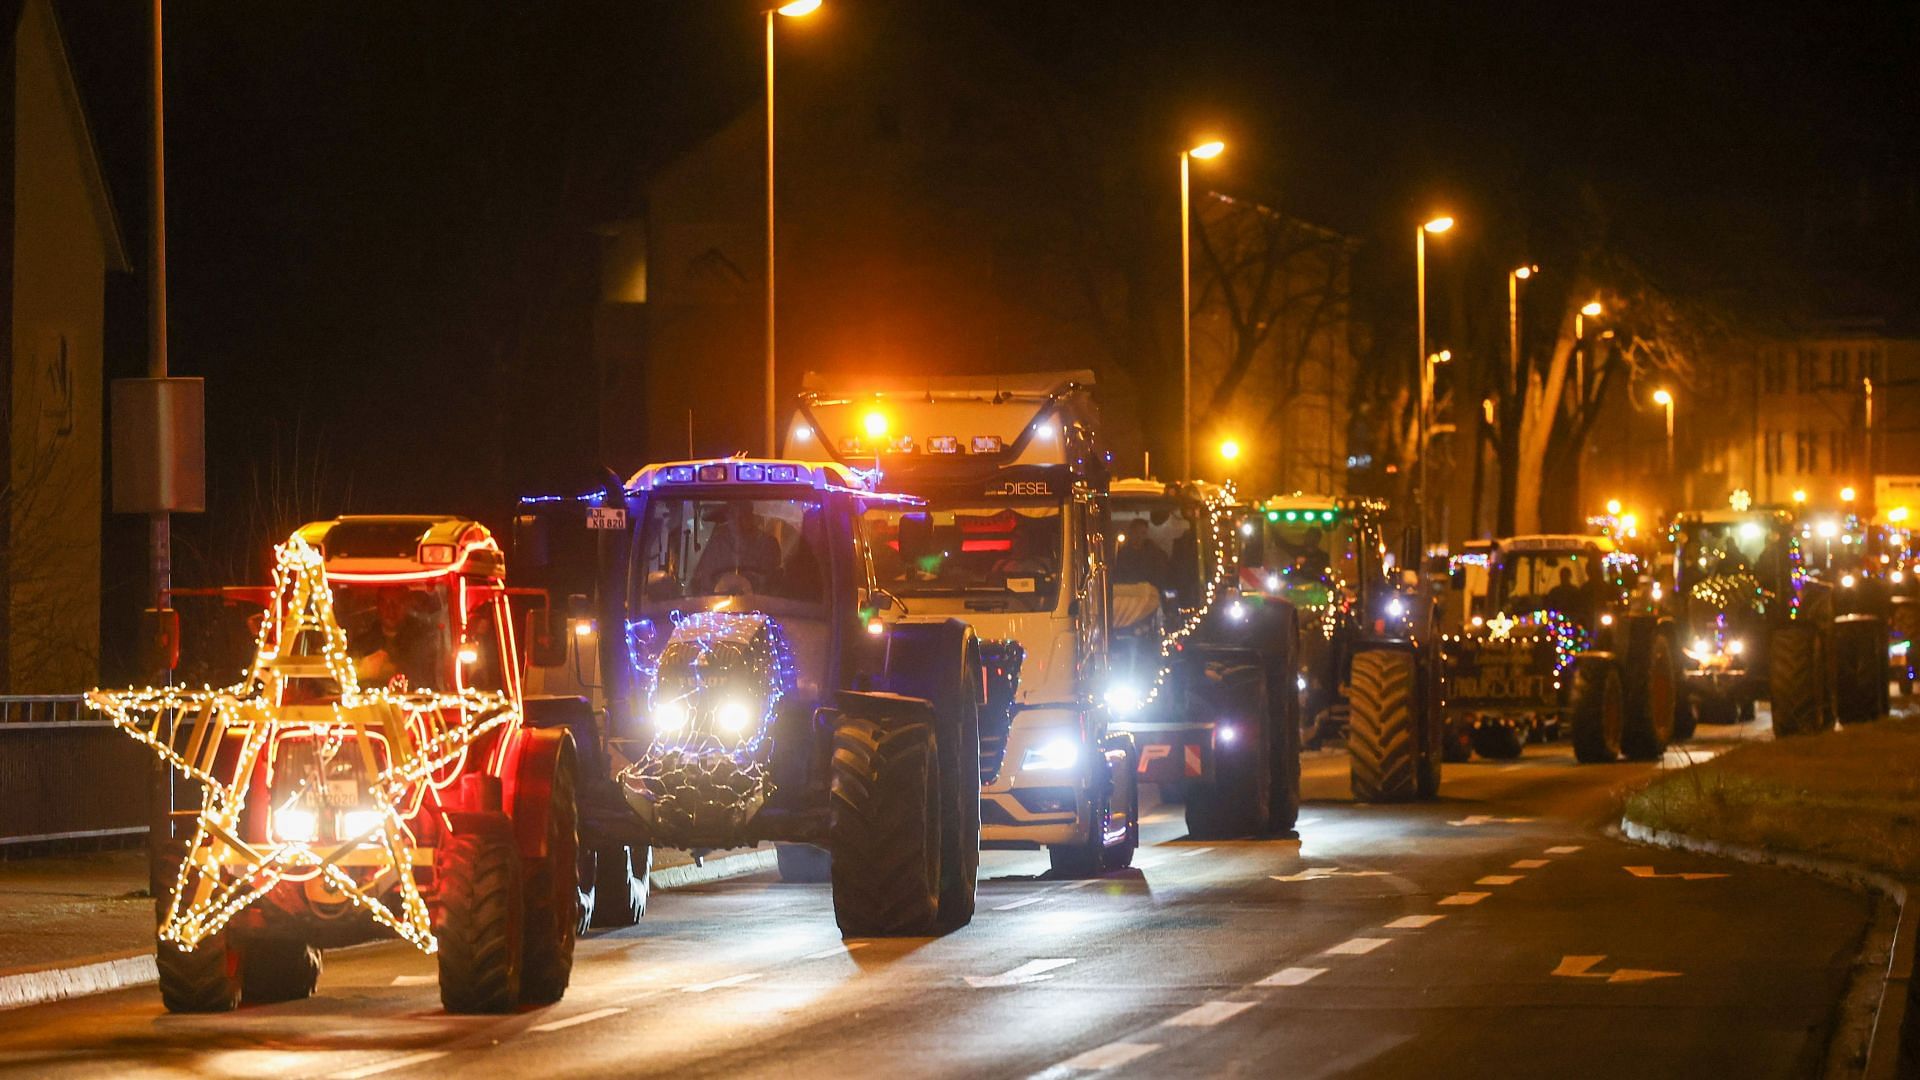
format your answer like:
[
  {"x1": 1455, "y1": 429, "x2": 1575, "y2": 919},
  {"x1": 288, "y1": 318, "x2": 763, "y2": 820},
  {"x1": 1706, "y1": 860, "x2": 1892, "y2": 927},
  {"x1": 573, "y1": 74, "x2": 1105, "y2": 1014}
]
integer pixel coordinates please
[
  {"x1": 695, "y1": 503, "x2": 783, "y2": 593},
  {"x1": 350, "y1": 587, "x2": 440, "y2": 690}
]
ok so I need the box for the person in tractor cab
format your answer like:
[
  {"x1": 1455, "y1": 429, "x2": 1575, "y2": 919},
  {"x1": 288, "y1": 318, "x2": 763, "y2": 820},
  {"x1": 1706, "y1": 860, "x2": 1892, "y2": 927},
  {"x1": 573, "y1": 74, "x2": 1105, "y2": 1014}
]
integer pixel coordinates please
[
  {"x1": 349, "y1": 586, "x2": 442, "y2": 690},
  {"x1": 694, "y1": 503, "x2": 783, "y2": 594},
  {"x1": 1114, "y1": 529, "x2": 1173, "y2": 593},
  {"x1": 1543, "y1": 567, "x2": 1590, "y2": 623}
]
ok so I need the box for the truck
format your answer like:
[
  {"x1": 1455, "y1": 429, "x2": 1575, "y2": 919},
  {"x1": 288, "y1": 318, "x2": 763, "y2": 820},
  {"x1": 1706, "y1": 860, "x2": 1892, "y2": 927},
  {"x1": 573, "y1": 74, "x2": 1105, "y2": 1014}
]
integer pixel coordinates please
[
  {"x1": 1438, "y1": 533, "x2": 1681, "y2": 763},
  {"x1": 1669, "y1": 506, "x2": 1886, "y2": 735},
  {"x1": 788, "y1": 371, "x2": 1138, "y2": 875},
  {"x1": 90, "y1": 517, "x2": 590, "y2": 1014},
  {"x1": 523, "y1": 459, "x2": 985, "y2": 935},
  {"x1": 1239, "y1": 494, "x2": 1445, "y2": 802},
  {"x1": 1105, "y1": 478, "x2": 1302, "y2": 839}
]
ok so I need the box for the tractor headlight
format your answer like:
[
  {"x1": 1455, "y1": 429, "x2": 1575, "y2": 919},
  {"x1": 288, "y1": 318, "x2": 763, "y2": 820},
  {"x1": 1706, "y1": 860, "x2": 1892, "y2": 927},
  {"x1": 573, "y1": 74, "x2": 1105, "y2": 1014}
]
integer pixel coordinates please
[
  {"x1": 273, "y1": 806, "x2": 320, "y2": 844},
  {"x1": 1386, "y1": 597, "x2": 1407, "y2": 619},
  {"x1": 1726, "y1": 638, "x2": 1744, "y2": 656},
  {"x1": 1227, "y1": 600, "x2": 1248, "y2": 622},
  {"x1": 653, "y1": 699, "x2": 689, "y2": 732},
  {"x1": 1022, "y1": 739, "x2": 1080, "y2": 772},
  {"x1": 715, "y1": 698, "x2": 755, "y2": 735},
  {"x1": 338, "y1": 809, "x2": 385, "y2": 840},
  {"x1": 1103, "y1": 683, "x2": 1145, "y2": 719}
]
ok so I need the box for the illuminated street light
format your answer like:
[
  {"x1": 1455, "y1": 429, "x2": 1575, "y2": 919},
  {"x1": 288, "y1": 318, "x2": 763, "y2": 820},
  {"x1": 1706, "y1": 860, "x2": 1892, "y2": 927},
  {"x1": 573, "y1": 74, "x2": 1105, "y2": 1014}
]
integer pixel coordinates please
[
  {"x1": 1606, "y1": 498, "x2": 1623, "y2": 516},
  {"x1": 1218, "y1": 438, "x2": 1242, "y2": 462},
  {"x1": 1423, "y1": 216, "x2": 1454, "y2": 234},
  {"x1": 763, "y1": 0, "x2": 823, "y2": 454},
  {"x1": 1514, "y1": 264, "x2": 1535, "y2": 280},
  {"x1": 1652, "y1": 388, "x2": 1673, "y2": 406},
  {"x1": 1842, "y1": 486, "x2": 1857, "y2": 503},
  {"x1": 1581, "y1": 300, "x2": 1604, "y2": 317},
  {"x1": 1792, "y1": 488, "x2": 1807, "y2": 504},
  {"x1": 1180, "y1": 138, "x2": 1226, "y2": 479},
  {"x1": 1416, "y1": 213, "x2": 1455, "y2": 543},
  {"x1": 1652, "y1": 389, "x2": 1675, "y2": 474}
]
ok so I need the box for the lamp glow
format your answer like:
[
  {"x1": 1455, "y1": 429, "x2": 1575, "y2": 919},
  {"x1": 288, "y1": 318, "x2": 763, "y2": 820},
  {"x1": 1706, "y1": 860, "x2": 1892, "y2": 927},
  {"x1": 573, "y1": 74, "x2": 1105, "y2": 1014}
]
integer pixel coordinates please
[
  {"x1": 776, "y1": 0, "x2": 821, "y2": 15},
  {"x1": 1187, "y1": 139, "x2": 1225, "y2": 160},
  {"x1": 1423, "y1": 216, "x2": 1455, "y2": 233},
  {"x1": 1652, "y1": 389, "x2": 1673, "y2": 406},
  {"x1": 1581, "y1": 301, "x2": 1604, "y2": 317},
  {"x1": 862, "y1": 410, "x2": 889, "y2": 438}
]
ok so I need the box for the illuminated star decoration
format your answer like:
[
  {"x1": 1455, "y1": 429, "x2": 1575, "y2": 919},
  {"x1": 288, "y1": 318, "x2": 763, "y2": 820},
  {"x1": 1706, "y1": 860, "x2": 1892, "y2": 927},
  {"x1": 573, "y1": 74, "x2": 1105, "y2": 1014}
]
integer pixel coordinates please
[
  {"x1": 1485, "y1": 612, "x2": 1517, "y2": 641},
  {"x1": 86, "y1": 537, "x2": 519, "y2": 953}
]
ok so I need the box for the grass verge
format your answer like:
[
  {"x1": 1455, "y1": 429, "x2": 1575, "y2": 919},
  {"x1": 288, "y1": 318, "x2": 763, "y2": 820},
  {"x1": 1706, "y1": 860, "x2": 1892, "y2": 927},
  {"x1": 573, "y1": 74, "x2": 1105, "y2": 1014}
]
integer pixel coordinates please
[{"x1": 1625, "y1": 717, "x2": 1920, "y2": 877}]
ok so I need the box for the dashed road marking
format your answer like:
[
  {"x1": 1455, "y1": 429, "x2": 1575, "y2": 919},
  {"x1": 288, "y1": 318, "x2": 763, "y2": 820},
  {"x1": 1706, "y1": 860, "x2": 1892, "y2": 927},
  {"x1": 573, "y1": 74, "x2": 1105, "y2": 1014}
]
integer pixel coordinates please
[
  {"x1": 1545, "y1": 845, "x2": 1582, "y2": 854},
  {"x1": 1385, "y1": 914, "x2": 1445, "y2": 929},
  {"x1": 1438, "y1": 891, "x2": 1490, "y2": 905},
  {"x1": 1510, "y1": 859, "x2": 1549, "y2": 869},
  {"x1": 1324, "y1": 937, "x2": 1391, "y2": 956},
  {"x1": 1257, "y1": 967, "x2": 1327, "y2": 986},
  {"x1": 1447, "y1": 814, "x2": 1535, "y2": 827},
  {"x1": 1624, "y1": 865, "x2": 1729, "y2": 881},
  {"x1": 802, "y1": 941, "x2": 869, "y2": 960},
  {"x1": 995, "y1": 895, "x2": 1052, "y2": 911},
  {"x1": 1178, "y1": 847, "x2": 1214, "y2": 858},
  {"x1": 1061, "y1": 879, "x2": 1099, "y2": 891},
  {"x1": 333, "y1": 1052, "x2": 450, "y2": 1079},
  {"x1": 1164, "y1": 1000, "x2": 1255, "y2": 1027},
  {"x1": 1057, "y1": 1042, "x2": 1160, "y2": 1070},
  {"x1": 1476, "y1": 875, "x2": 1523, "y2": 886},
  {"x1": 531, "y1": 1006, "x2": 627, "y2": 1033},
  {"x1": 966, "y1": 958, "x2": 1076, "y2": 988},
  {"x1": 1271, "y1": 867, "x2": 1389, "y2": 883},
  {"x1": 389, "y1": 974, "x2": 436, "y2": 986},
  {"x1": 682, "y1": 971, "x2": 764, "y2": 993}
]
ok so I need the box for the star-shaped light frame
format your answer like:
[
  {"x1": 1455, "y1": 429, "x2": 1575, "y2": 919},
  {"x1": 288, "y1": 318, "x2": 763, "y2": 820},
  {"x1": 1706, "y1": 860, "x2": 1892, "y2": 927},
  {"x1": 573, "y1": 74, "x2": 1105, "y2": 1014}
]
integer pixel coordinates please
[{"x1": 88, "y1": 537, "x2": 519, "y2": 953}]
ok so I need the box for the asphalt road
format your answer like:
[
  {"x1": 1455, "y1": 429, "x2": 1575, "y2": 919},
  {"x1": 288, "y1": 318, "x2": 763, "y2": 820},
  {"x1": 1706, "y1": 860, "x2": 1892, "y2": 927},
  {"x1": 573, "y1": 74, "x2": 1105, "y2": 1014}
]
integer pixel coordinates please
[{"x1": 0, "y1": 721, "x2": 1873, "y2": 1079}]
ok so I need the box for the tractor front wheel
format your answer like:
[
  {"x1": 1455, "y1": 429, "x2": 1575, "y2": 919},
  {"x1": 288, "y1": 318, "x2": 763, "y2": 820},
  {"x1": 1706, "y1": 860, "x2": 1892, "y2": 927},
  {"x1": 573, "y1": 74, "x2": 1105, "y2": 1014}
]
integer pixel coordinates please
[
  {"x1": 435, "y1": 822, "x2": 524, "y2": 1014},
  {"x1": 829, "y1": 713, "x2": 942, "y2": 937}
]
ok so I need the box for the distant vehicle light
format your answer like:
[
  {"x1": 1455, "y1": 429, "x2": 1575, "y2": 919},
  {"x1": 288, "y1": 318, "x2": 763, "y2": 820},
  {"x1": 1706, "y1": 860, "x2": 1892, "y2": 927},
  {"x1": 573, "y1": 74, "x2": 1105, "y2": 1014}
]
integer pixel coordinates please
[
  {"x1": 862, "y1": 411, "x2": 889, "y2": 438},
  {"x1": 1227, "y1": 600, "x2": 1248, "y2": 622},
  {"x1": 866, "y1": 617, "x2": 886, "y2": 636},
  {"x1": 1022, "y1": 739, "x2": 1080, "y2": 772},
  {"x1": 1471, "y1": 615, "x2": 1484, "y2": 627},
  {"x1": 1895, "y1": 570, "x2": 1907, "y2": 584},
  {"x1": 1599, "y1": 614, "x2": 1614, "y2": 626},
  {"x1": 1104, "y1": 683, "x2": 1145, "y2": 718},
  {"x1": 791, "y1": 424, "x2": 813, "y2": 442},
  {"x1": 572, "y1": 620, "x2": 594, "y2": 639},
  {"x1": 1033, "y1": 422, "x2": 1056, "y2": 440},
  {"x1": 1841, "y1": 573, "x2": 1857, "y2": 588},
  {"x1": 1296, "y1": 675, "x2": 1308, "y2": 692},
  {"x1": 1738, "y1": 522, "x2": 1765, "y2": 543},
  {"x1": 1217, "y1": 724, "x2": 1238, "y2": 745},
  {"x1": 458, "y1": 644, "x2": 480, "y2": 665},
  {"x1": 1266, "y1": 574, "x2": 1281, "y2": 592},
  {"x1": 1726, "y1": 638, "x2": 1745, "y2": 656},
  {"x1": 1386, "y1": 597, "x2": 1407, "y2": 619},
  {"x1": 1240, "y1": 522, "x2": 1254, "y2": 537}
]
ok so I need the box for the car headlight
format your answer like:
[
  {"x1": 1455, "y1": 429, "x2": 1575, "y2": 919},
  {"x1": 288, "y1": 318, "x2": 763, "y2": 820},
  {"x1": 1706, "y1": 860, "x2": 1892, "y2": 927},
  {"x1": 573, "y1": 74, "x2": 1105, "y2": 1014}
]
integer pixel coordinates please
[
  {"x1": 1104, "y1": 683, "x2": 1144, "y2": 719},
  {"x1": 1022, "y1": 739, "x2": 1080, "y2": 772}
]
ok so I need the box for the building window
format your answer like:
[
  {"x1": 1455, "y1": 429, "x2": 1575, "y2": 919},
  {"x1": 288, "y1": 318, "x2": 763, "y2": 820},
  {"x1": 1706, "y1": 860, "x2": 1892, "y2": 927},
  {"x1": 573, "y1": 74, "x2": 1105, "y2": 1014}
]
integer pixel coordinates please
[
  {"x1": 1828, "y1": 348, "x2": 1848, "y2": 389},
  {"x1": 1796, "y1": 348, "x2": 1817, "y2": 392},
  {"x1": 1765, "y1": 430, "x2": 1783, "y2": 475},
  {"x1": 1762, "y1": 349, "x2": 1785, "y2": 393}
]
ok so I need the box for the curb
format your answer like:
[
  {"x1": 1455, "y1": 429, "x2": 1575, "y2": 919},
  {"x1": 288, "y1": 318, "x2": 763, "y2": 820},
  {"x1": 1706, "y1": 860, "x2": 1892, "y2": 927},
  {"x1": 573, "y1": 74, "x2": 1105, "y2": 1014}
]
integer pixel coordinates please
[
  {"x1": 0, "y1": 846, "x2": 778, "y2": 1013},
  {"x1": 1615, "y1": 816, "x2": 1914, "y2": 1080}
]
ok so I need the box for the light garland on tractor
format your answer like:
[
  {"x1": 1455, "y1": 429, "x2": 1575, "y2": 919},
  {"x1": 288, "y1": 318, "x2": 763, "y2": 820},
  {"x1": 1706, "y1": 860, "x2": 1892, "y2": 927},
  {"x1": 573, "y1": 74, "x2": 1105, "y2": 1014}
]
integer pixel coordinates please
[
  {"x1": 1130, "y1": 483, "x2": 1243, "y2": 712},
  {"x1": 86, "y1": 537, "x2": 520, "y2": 954}
]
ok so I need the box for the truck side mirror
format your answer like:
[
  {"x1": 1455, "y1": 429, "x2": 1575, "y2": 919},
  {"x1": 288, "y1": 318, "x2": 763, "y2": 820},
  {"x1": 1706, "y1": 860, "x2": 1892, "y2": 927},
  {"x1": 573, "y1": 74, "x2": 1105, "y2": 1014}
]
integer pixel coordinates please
[
  {"x1": 526, "y1": 604, "x2": 568, "y2": 669},
  {"x1": 138, "y1": 607, "x2": 180, "y2": 678},
  {"x1": 512, "y1": 514, "x2": 550, "y2": 571}
]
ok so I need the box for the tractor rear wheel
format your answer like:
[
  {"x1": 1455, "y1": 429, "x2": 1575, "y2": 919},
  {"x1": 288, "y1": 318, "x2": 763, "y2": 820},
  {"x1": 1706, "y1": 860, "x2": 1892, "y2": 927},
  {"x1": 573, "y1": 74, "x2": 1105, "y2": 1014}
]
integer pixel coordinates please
[
  {"x1": 240, "y1": 939, "x2": 321, "y2": 1004},
  {"x1": 1441, "y1": 719, "x2": 1474, "y2": 762},
  {"x1": 1470, "y1": 723, "x2": 1526, "y2": 760},
  {"x1": 1348, "y1": 649, "x2": 1421, "y2": 802},
  {"x1": 589, "y1": 845, "x2": 650, "y2": 928},
  {"x1": 1185, "y1": 660, "x2": 1273, "y2": 838},
  {"x1": 1569, "y1": 655, "x2": 1624, "y2": 763},
  {"x1": 435, "y1": 822, "x2": 524, "y2": 1014},
  {"x1": 520, "y1": 742, "x2": 580, "y2": 1006},
  {"x1": 1621, "y1": 625, "x2": 1679, "y2": 761},
  {"x1": 1769, "y1": 626, "x2": 1830, "y2": 737},
  {"x1": 1835, "y1": 615, "x2": 1886, "y2": 725},
  {"x1": 830, "y1": 713, "x2": 942, "y2": 936}
]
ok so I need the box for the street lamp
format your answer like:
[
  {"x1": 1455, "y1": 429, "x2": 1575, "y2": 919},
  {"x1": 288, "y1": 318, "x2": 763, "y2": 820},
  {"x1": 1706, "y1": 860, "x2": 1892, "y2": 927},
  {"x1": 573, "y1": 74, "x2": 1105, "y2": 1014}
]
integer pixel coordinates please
[
  {"x1": 1652, "y1": 388, "x2": 1675, "y2": 472},
  {"x1": 1218, "y1": 437, "x2": 1242, "y2": 463},
  {"x1": 1416, "y1": 215, "x2": 1453, "y2": 541},
  {"x1": 763, "y1": 0, "x2": 820, "y2": 455},
  {"x1": 1180, "y1": 138, "x2": 1225, "y2": 479}
]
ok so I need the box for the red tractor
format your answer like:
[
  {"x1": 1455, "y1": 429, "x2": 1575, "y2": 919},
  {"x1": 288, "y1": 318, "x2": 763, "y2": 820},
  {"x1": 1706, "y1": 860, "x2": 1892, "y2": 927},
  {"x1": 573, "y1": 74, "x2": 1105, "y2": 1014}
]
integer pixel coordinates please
[{"x1": 90, "y1": 516, "x2": 614, "y2": 1014}]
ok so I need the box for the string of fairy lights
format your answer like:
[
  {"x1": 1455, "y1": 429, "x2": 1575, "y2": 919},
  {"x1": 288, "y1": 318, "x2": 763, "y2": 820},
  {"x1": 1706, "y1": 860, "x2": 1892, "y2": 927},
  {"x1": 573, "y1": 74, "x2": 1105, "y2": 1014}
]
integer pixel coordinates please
[
  {"x1": 86, "y1": 537, "x2": 521, "y2": 954},
  {"x1": 1135, "y1": 482, "x2": 1242, "y2": 711}
]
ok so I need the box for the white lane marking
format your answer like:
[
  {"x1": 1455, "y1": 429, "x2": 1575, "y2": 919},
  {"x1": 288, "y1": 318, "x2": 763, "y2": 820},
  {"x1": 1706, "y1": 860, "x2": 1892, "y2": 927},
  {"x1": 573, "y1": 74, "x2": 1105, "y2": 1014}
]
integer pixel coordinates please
[
  {"x1": 1324, "y1": 937, "x2": 1390, "y2": 956},
  {"x1": 1061, "y1": 879, "x2": 1099, "y2": 890},
  {"x1": 1057, "y1": 1042, "x2": 1160, "y2": 1070},
  {"x1": 531, "y1": 1006, "x2": 627, "y2": 1033},
  {"x1": 1164, "y1": 1000, "x2": 1255, "y2": 1027},
  {"x1": 1551, "y1": 954, "x2": 1682, "y2": 983},
  {"x1": 1295, "y1": 816, "x2": 1320, "y2": 826},
  {"x1": 1437, "y1": 891, "x2": 1490, "y2": 905},
  {"x1": 1446, "y1": 814, "x2": 1535, "y2": 827},
  {"x1": 1178, "y1": 847, "x2": 1214, "y2": 858},
  {"x1": 1510, "y1": 859, "x2": 1549, "y2": 869},
  {"x1": 333, "y1": 1052, "x2": 450, "y2": 1079},
  {"x1": 995, "y1": 895, "x2": 1052, "y2": 911},
  {"x1": 389, "y1": 974, "x2": 436, "y2": 986},
  {"x1": 803, "y1": 942, "x2": 869, "y2": 960},
  {"x1": 1624, "y1": 865, "x2": 1729, "y2": 881},
  {"x1": 1476, "y1": 875, "x2": 1523, "y2": 886},
  {"x1": 1545, "y1": 845, "x2": 1582, "y2": 854},
  {"x1": 1385, "y1": 914, "x2": 1445, "y2": 929},
  {"x1": 965, "y1": 957, "x2": 1076, "y2": 988},
  {"x1": 1257, "y1": 966, "x2": 1327, "y2": 986},
  {"x1": 1271, "y1": 867, "x2": 1389, "y2": 882},
  {"x1": 682, "y1": 971, "x2": 764, "y2": 993}
]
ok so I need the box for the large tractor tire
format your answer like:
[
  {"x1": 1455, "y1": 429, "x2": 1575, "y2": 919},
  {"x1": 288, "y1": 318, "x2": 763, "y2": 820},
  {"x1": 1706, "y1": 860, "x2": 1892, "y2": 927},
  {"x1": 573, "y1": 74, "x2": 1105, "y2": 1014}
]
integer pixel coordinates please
[
  {"x1": 1441, "y1": 719, "x2": 1474, "y2": 763},
  {"x1": 1185, "y1": 653, "x2": 1273, "y2": 838},
  {"x1": 829, "y1": 711, "x2": 942, "y2": 937},
  {"x1": 152, "y1": 843, "x2": 242, "y2": 1013},
  {"x1": 1569, "y1": 654, "x2": 1624, "y2": 763},
  {"x1": 1620, "y1": 623, "x2": 1679, "y2": 761},
  {"x1": 589, "y1": 844, "x2": 650, "y2": 929},
  {"x1": 520, "y1": 739, "x2": 580, "y2": 1007},
  {"x1": 880, "y1": 621, "x2": 983, "y2": 931},
  {"x1": 1348, "y1": 648, "x2": 1422, "y2": 803},
  {"x1": 1263, "y1": 609, "x2": 1304, "y2": 835},
  {"x1": 1470, "y1": 722, "x2": 1526, "y2": 760},
  {"x1": 1693, "y1": 694, "x2": 1738, "y2": 727},
  {"x1": 1835, "y1": 615, "x2": 1886, "y2": 725},
  {"x1": 435, "y1": 820, "x2": 524, "y2": 1014},
  {"x1": 776, "y1": 844, "x2": 834, "y2": 883},
  {"x1": 240, "y1": 939, "x2": 322, "y2": 1004},
  {"x1": 1769, "y1": 626, "x2": 1831, "y2": 737}
]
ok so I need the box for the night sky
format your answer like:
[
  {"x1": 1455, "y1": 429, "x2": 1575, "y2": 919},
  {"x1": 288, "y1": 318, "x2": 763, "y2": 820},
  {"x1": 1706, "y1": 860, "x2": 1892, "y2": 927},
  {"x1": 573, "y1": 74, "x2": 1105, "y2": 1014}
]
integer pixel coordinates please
[{"x1": 48, "y1": 1, "x2": 1920, "y2": 645}]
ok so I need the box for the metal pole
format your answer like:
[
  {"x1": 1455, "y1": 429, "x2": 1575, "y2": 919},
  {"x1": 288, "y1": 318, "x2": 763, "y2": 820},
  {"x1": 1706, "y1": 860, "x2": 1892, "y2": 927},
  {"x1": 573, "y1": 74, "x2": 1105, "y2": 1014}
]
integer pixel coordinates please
[
  {"x1": 1180, "y1": 151, "x2": 1192, "y2": 481},
  {"x1": 763, "y1": 9, "x2": 777, "y2": 457},
  {"x1": 1415, "y1": 227, "x2": 1427, "y2": 540},
  {"x1": 149, "y1": 0, "x2": 169, "y2": 607},
  {"x1": 1665, "y1": 401, "x2": 1675, "y2": 473}
]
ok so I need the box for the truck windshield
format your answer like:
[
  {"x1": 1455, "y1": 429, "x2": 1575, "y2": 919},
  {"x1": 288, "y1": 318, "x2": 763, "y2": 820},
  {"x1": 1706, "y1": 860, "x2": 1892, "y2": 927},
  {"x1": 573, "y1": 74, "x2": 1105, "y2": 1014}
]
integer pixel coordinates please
[
  {"x1": 635, "y1": 496, "x2": 829, "y2": 612},
  {"x1": 1112, "y1": 497, "x2": 1198, "y2": 601},
  {"x1": 1678, "y1": 518, "x2": 1787, "y2": 591},
  {"x1": 865, "y1": 503, "x2": 1062, "y2": 612}
]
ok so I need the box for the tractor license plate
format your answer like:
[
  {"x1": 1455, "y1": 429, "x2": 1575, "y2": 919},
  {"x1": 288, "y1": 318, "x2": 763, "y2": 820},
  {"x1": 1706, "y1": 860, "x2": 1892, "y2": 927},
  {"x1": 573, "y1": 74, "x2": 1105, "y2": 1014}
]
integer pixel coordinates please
[{"x1": 325, "y1": 779, "x2": 360, "y2": 807}]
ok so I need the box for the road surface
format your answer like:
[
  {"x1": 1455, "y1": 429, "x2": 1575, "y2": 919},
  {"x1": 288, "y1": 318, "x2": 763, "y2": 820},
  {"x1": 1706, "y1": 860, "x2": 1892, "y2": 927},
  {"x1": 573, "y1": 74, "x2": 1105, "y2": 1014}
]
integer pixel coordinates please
[{"x1": 0, "y1": 722, "x2": 1872, "y2": 1079}]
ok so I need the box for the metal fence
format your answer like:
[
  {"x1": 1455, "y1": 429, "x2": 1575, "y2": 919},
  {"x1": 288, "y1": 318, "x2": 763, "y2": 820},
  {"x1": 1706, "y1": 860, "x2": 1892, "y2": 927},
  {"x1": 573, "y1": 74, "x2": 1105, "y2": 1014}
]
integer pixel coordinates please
[{"x1": 0, "y1": 695, "x2": 151, "y2": 851}]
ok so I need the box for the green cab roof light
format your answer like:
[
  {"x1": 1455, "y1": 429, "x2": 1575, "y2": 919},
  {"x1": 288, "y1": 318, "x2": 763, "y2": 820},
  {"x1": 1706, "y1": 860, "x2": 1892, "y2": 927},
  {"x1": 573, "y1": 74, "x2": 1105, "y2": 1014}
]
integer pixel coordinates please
[{"x1": 1266, "y1": 510, "x2": 1279, "y2": 522}]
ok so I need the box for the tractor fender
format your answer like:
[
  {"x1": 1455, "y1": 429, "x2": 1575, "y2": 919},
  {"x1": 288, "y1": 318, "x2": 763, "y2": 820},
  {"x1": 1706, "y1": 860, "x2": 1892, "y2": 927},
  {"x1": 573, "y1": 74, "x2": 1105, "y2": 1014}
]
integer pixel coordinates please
[
  {"x1": 879, "y1": 619, "x2": 983, "y2": 727},
  {"x1": 499, "y1": 725, "x2": 573, "y2": 861}
]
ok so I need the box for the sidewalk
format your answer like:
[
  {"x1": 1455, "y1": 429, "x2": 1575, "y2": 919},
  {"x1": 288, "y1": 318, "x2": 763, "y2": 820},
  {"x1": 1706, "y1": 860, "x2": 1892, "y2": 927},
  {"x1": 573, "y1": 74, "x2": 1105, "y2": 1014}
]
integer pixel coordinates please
[{"x1": 0, "y1": 841, "x2": 776, "y2": 1009}]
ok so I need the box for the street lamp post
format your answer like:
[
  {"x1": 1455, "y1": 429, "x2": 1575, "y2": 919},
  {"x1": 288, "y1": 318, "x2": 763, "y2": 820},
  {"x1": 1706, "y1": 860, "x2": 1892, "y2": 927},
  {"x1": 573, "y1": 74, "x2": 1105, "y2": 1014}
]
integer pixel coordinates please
[
  {"x1": 1653, "y1": 388, "x2": 1675, "y2": 471},
  {"x1": 763, "y1": 0, "x2": 820, "y2": 456},
  {"x1": 1180, "y1": 139, "x2": 1224, "y2": 480},
  {"x1": 1415, "y1": 215, "x2": 1453, "y2": 541}
]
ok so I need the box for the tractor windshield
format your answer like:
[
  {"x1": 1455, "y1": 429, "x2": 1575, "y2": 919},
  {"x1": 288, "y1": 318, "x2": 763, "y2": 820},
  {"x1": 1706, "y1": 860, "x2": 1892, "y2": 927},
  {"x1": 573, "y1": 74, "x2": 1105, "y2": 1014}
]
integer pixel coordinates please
[
  {"x1": 864, "y1": 503, "x2": 1062, "y2": 613},
  {"x1": 1247, "y1": 509, "x2": 1355, "y2": 608},
  {"x1": 633, "y1": 495, "x2": 830, "y2": 616},
  {"x1": 328, "y1": 581, "x2": 463, "y2": 693},
  {"x1": 1677, "y1": 518, "x2": 1789, "y2": 594},
  {"x1": 1494, "y1": 549, "x2": 1592, "y2": 619},
  {"x1": 1111, "y1": 496, "x2": 1199, "y2": 603}
]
